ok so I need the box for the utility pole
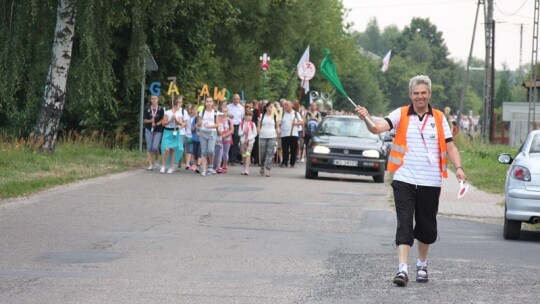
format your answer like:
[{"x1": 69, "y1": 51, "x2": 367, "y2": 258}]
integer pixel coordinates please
[
  {"x1": 528, "y1": 0, "x2": 539, "y2": 134},
  {"x1": 482, "y1": 0, "x2": 494, "y2": 143},
  {"x1": 458, "y1": 0, "x2": 482, "y2": 133},
  {"x1": 490, "y1": 20, "x2": 496, "y2": 143},
  {"x1": 519, "y1": 23, "x2": 524, "y2": 80}
]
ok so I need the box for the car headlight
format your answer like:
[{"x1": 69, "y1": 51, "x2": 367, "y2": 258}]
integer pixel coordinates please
[
  {"x1": 511, "y1": 165, "x2": 531, "y2": 181},
  {"x1": 313, "y1": 145, "x2": 330, "y2": 154},
  {"x1": 362, "y1": 150, "x2": 380, "y2": 158}
]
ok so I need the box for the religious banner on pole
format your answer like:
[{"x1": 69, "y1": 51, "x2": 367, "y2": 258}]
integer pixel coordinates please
[{"x1": 296, "y1": 46, "x2": 311, "y2": 93}]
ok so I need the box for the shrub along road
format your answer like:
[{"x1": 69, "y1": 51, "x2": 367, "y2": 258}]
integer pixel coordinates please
[{"x1": 0, "y1": 165, "x2": 538, "y2": 303}]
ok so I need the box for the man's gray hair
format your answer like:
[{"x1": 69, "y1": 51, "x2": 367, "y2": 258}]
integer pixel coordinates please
[{"x1": 409, "y1": 75, "x2": 432, "y2": 92}]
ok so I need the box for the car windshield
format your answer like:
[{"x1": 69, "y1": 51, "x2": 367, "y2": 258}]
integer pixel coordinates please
[
  {"x1": 317, "y1": 117, "x2": 380, "y2": 140},
  {"x1": 530, "y1": 134, "x2": 540, "y2": 153}
]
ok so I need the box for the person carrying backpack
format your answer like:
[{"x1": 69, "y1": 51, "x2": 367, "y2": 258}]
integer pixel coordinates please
[
  {"x1": 304, "y1": 102, "x2": 322, "y2": 148},
  {"x1": 257, "y1": 100, "x2": 280, "y2": 177},
  {"x1": 238, "y1": 110, "x2": 257, "y2": 175},
  {"x1": 279, "y1": 100, "x2": 303, "y2": 168},
  {"x1": 197, "y1": 97, "x2": 219, "y2": 176}
]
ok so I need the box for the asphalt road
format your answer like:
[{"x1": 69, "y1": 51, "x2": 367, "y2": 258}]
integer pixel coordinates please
[{"x1": 1, "y1": 166, "x2": 539, "y2": 304}]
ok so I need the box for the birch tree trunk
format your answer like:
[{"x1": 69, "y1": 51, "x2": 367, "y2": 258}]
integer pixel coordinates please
[{"x1": 32, "y1": 0, "x2": 76, "y2": 152}]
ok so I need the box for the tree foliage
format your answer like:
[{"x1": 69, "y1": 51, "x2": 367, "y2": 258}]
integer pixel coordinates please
[
  {"x1": 495, "y1": 68, "x2": 512, "y2": 108},
  {"x1": 1, "y1": 1, "x2": 530, "y2": 147}
]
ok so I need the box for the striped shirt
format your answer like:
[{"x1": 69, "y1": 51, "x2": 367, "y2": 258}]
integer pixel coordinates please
[{"x1": 386, "y1": 105, "x2": 452, "y2": 187}]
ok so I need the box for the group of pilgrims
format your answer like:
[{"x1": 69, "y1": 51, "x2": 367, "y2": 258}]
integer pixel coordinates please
[{"x1": 143, "y1": 93, "x2": 324, "y2": 177}]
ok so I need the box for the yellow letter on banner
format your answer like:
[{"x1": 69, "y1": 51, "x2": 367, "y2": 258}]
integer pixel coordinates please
[
  {"x1": 167, "y1": 81, "x2": 179, "y2": 96},
  {"x1": 199, "y1": 84, "x2": 210, "y2": 97},
  {"x1": 213, "y1": 87, "x2": 227, "y2": 101}
]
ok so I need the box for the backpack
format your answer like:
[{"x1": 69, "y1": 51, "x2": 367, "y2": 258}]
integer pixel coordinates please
[
  {"x1": 305, "y1": 112, "x2": 320, "y2": 136},
  {"x1": 241, "y1": 121, "x2": 256, "y2": 133},
  {"x1": 306, "y1": 120, "x2": 319, "y2": 136}
]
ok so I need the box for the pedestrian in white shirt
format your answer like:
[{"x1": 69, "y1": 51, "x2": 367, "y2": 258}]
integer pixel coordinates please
[
  {"x1": 279, "y1": 100, "x2": 303, "y2": 168},
  {"x1": 257, "y1": 101, "x2": 280, "y2": 177},
  {"x1": 227, "y1": 94, "x2": 245, "y2": 165},
  {"x1": 238, "y1": 110, "x2": 257, "y2": 175},
  {"x1": 160, "y1": 98, "x2": 186, "y2": 174},
  {"x1": 198, "y1": 97, "x2": 219, "y2": 176},
  {"x1": 174, "y1": 96, "x2": 191, "y2": 169}
]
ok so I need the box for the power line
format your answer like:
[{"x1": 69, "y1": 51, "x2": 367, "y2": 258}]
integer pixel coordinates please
[
  {"x1": 495, "y1": 0, "x2": 528, "y2": 17},
  {"x1": 346, "y1": 0, "x2": 471, "y2": 10}
]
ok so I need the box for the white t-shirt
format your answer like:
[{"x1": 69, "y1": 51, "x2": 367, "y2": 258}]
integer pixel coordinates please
[
  {"x1": 386, "y1": 107, "x2": 452, "y2": 187},
  {"x1": 185, "y1": 113, "x2": 192, "y2": 138},
  {"x1": 199, "y1": 109, "x2": 217, "y2": 132},
  {"x1": 163, "y1": 109, "x2": 183, "y2": 129},
  {"x1": 280, "y1": 110, "x2": 303, "y2": 137},
  {"x1": 259, "y1": 114, "x2": 278, "y2": 139},
  {"x1": 178, "y1": 108, "x2": 190, "y2": 135}
]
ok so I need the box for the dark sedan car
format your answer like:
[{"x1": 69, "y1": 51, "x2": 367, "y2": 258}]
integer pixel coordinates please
[{"x1": 305, "y1": 115, "x2": 390, "y2": 182}]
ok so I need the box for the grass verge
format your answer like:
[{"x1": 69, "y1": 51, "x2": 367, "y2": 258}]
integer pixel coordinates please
[
  {"x1": 0, "y1": 131, "x2": 521, "y2": 199},
  {"x1": 0, "y1": 135, "x2": 145, "y2": 199},
  {"x1": 454, "y1": 133, "x2": 517, "y2": 194}
]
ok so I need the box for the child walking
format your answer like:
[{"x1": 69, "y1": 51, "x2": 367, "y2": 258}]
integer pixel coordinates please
[
  {"x1": 197, "y1": 97, "x2": 219, "y2": 176},
  {"x1": 189, "y1": 106, "x2": 201, "y2": 173},
  {"x1": 217, "y1": 108, "x2": 234, "y2": 174},
  {"x1": 238, "y1": 110, "x2": 257, "y2": 175}
]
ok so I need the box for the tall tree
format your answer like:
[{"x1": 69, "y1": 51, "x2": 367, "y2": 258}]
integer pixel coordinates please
[
  {"x1": 399, "y1": 18, "x2": 450, "y2": 69},
  {"x1": 0, "y1": 1, "x2": 56, "y2": 136},
  {"x1": 495, "y1": 67, "x2": 512, "y2": 108},
  {"x1": 355, "y1": 18, "x2": 382, "y2": 54},
  {"x1": 32, "y1": 0, "x2": 76, "y2": 152}
]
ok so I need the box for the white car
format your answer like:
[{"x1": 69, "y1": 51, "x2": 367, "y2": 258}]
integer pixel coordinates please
[{"x1": 498, "y1": 129, "x2": 540, "y2": 239}]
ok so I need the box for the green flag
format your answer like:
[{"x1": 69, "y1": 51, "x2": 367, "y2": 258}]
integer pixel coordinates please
[
  {"x1": 319, "y1": 49, "x2": 377, "y2": 129},
  {"x1": 319, "y1": 49, "x2": 349, "y2": 98}
]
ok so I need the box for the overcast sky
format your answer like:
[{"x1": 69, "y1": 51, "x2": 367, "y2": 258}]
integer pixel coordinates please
[{"x1": 341, "y1": 0, "x2": 536, "y2": 70}]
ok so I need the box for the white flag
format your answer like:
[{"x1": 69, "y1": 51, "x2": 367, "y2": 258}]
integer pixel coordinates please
[
  {"x1": 381, "y1": 50, "x2": 392, "y2": 72},
  {"x1": 297, "y1": 46, "x2": 310, "y2": 93}
]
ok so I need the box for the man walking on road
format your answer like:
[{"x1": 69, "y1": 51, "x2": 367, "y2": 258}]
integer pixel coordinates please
[
  {"x1": 356, "y1": 75, "x2": 466, "y2": 287},
  {"x1": 227, "y1": 94, "x2": 245, "y2": 166}
]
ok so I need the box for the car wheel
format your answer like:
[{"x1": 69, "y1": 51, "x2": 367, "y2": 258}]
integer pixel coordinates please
[
  {"x1": 373, "y1": 174, "x2": 384, "y2": 183},
  {"x1": 305, "y1": 164, "x2": 318, "y2": 179},
  {"x1": 503, "y1": 213, "x2": 521, "y2": 240}
]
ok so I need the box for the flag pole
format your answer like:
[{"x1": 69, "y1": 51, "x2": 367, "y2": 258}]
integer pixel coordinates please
[
  {"x1": 344, "y1": 96, "x2": 377, "y2": 129},
  {"x1": 319, "y1": 48, "x2": 377, "y2": 130},
  {"x1": 297, "y1": 77, "x2": 306, "y2": 107},
  {"x1": 279, "y1": 68, "x2": 297, "y2": 100}
]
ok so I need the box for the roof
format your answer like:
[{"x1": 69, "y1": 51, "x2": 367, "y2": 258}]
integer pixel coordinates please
[{"x1": 522, "y1": 80, "x2": 540, "y2": 88}]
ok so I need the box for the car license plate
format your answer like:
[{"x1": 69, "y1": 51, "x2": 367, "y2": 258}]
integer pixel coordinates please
[{"x1": 333, "y1": 159, "x2": 358, "y2": 167}]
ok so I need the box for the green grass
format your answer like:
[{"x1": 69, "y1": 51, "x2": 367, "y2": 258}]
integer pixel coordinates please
[
  {"x1": 453, "y1": 133, "x2": 517, "y2": 194},
  {"x1": 0, "y1": 130, "x2": 521, "y2": 199},
  {"x1": 0, "y1": 135, "x2": 145, "y2": 199}
]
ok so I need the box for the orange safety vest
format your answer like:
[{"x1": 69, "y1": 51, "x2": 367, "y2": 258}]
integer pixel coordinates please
[{"x1": 387, "y1": 106, "x2": 448, "y2": 178}]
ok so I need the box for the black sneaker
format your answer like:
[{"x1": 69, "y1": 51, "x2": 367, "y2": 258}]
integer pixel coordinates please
[
  {"x1": 393, "y1": 271, "x2": 409, "y2": 287},
  {"x1": 416, "y1": 266, "x2": 428, "y2": 283}
]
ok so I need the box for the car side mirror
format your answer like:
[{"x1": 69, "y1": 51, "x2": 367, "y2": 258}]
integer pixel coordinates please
[{"x1": 498, "y1": 153, "x2": 513, "y2": 164}]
